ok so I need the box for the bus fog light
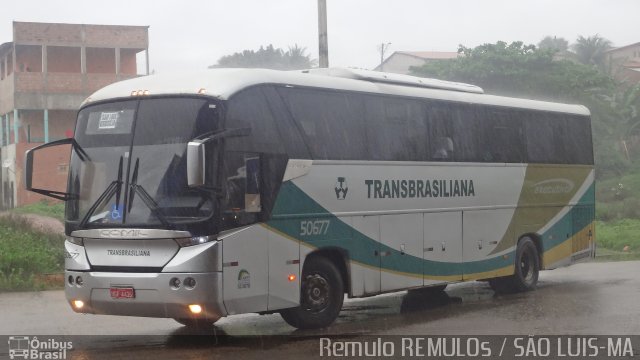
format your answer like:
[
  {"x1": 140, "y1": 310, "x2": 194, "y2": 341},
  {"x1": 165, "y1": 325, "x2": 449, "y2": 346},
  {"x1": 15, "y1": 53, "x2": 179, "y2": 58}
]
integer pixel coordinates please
[
  {"x1": 188, "y1": 304, "x2": 202, "y2": 314},
  {"x1": 68, "y1": 276, "x2": 74, "y2": 286},
  {"x1": 75, "y1": 276, "x2": 84, "y2": 287},
  {"x1": 170, "y1": 277, "x2": 181, "y2": 289},
  {"x1": 184, "y1": 277, "x2": 196, "y2": 289},
  {"x1": 73, "y1": 300, "x2": 84, "y2": 309}
]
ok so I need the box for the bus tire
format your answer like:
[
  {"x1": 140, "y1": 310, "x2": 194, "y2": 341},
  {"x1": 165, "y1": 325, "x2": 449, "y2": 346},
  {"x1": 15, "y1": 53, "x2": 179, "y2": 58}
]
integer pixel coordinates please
[
  {"x1": 280, "y1": 256, "x2": 344, "y2": 329},
  {"x1": 173, "y1": 317, "x2": 219, "y2": 328},
  {"x1": 490, "y1": 237, "x2": 539, "y2": 294}
]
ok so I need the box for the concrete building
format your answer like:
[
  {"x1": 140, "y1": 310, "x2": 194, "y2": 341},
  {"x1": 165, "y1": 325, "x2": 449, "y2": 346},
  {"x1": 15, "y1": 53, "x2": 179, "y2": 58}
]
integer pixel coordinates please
[
  {"x1": 606, "y1": 42, "x2": 640, "y2": 84},
  {"x1": 0, "y1": 21, "x2": 149, "y2": 209},
  {"x1": 374, "y1": 51, "x2": 459, "y2": 74}
]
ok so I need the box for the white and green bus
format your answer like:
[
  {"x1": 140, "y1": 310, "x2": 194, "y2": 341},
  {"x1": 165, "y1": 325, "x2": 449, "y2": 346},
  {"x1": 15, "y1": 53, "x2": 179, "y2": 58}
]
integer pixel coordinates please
[{"x1": 25, "y1": 68, "x2": 595, "y2": 329}]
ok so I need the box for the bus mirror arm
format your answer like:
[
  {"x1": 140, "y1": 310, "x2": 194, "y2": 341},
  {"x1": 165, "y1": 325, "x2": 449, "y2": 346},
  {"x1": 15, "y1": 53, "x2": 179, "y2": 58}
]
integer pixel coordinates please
[{"x1": 187, "y1": 127, "x2": 252, "y2": 188}]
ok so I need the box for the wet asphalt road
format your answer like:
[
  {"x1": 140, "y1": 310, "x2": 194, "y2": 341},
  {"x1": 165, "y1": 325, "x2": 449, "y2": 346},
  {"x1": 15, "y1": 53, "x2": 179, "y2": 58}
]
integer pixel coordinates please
[{"x1": 1, "y1": 260, "x2": 639, "y2": 359}]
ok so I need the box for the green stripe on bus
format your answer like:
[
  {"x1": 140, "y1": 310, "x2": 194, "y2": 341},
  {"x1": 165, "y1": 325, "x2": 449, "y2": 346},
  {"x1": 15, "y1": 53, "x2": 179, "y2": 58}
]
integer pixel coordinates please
[{"x1": 270, "y1": 181, "x2": 514, "y2": 277}]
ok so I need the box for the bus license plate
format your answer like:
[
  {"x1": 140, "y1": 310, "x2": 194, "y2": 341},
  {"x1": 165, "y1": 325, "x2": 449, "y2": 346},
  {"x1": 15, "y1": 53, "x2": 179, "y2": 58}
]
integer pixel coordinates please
[{"x1": 110, "y1": 287, "x2": 135, "y2": 299}]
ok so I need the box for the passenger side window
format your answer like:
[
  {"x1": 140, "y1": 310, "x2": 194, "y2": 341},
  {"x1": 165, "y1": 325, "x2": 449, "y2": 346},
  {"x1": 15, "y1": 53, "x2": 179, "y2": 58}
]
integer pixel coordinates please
[
  {"x1": 565, "y1": 115, "x2": 594, "y2": 165},
  {"x1": 451, "y1": 105, "x2": 481, "y2": 162},
  {"x1": 426, "y1": 103, "x2": 455, "y2": 161},
  {"x1": 279, "y1": 88, "x2": 367, "y2": 160},
  {"x1": 525, "y1": 113, "x2": 566, "y2": 164},
  {"x1": 226, "y1": 87, "x2": 287, "y2": 154},
  {"x1": 482, "y1": 109, "x2": 524, "y2": 163},
  {"x1": 365, "y1": 96, "x2": 426, "y2": 161}
]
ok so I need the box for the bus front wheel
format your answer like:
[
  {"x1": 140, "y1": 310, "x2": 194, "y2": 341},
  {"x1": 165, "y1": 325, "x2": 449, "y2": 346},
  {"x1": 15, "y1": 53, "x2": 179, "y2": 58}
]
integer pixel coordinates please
[
  {"x1": 280, "y1": 256, "x2": 344, "y2": 329},
  {"x1": 490, "y1": 237, "x2": 539, "y2": 294}
]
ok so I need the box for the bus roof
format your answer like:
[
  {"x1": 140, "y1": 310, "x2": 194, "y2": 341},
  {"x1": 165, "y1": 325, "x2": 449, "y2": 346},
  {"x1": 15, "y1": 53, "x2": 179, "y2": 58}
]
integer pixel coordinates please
[{"x1": 84, "y1": 68, "x2": 590, "y2": 116}]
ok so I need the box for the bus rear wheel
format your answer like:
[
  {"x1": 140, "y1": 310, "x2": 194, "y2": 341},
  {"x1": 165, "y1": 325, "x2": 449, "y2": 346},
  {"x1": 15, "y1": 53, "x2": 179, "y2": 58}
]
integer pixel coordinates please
[
  {"x1": 280, "y1": 256, "x2": 344, "y2": 329},
  {"x1": 490, "y1": 237, "x2": 539, "y2": 294}
]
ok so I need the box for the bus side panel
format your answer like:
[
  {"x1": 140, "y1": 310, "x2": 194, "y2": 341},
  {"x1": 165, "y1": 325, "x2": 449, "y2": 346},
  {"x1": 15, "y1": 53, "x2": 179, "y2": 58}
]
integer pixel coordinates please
[
  {"x1": 541, "y1": 206, "x2": 574, "y2": 269},
  {"x1": 350, "y1": 215, "x2": 381, "y2": 296},
  {"x1": 380, "y1": 213, "x2": 423, "y2": 292},
  {"x1": 423, "y1": 211, "x2": 463, "y2": 283},
  {"x1": 266, "y1": 224, "x2": 301, "y2": 311},
  {"x1": 462, "y1": 209, "x2": 516, "y2": 280},
  {"x1": 222, "y1": 225, "x2": 269, "y2": 315}
]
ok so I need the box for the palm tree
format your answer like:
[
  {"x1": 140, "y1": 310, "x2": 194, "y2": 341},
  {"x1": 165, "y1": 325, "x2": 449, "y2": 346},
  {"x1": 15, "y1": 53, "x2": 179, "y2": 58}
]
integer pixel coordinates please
[
  {"x1": 285, "y1": 44, "x2": 317, "y2": 70},
  {"x1": 538, "y1": 36, "x2": 569, "y2": 53},
  {"x1": 571, "y1": 34, "x2": 613, "y2": 71}
]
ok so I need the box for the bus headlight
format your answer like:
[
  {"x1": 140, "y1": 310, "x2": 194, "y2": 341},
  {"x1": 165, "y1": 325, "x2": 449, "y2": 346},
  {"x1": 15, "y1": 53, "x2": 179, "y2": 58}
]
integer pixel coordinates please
[
  {"x1": 73, "y1": 300, "x2": 84, "y2": 309},
  {"x1": 175, "y1": 235, "x2": 216, "y2": 247}
]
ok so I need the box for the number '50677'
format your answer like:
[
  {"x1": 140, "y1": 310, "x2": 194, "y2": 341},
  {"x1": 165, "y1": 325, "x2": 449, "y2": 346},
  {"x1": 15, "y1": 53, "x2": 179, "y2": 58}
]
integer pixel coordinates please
[{"x1": 300, "y1": 220, "x2": 330, "y2": 236}]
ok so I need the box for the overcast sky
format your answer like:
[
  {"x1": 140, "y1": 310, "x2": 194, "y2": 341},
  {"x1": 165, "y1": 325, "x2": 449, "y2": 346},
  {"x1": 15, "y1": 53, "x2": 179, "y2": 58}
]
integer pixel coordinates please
[{"x1": 1, "y1": 0, "x2": 637, "y2": 73}]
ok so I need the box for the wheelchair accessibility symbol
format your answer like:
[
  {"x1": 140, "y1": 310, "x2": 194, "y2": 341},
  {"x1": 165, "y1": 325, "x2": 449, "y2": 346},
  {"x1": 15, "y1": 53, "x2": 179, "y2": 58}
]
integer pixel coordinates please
[{"x1": 111, "y1": 204, "x2": 123, "y2": 220}]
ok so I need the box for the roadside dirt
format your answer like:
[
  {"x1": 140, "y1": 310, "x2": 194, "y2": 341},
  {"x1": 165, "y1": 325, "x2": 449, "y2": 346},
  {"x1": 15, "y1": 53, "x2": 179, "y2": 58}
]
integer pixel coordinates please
[{"x1": 0, "y1": 212, "x2": 64, "y2": 235}]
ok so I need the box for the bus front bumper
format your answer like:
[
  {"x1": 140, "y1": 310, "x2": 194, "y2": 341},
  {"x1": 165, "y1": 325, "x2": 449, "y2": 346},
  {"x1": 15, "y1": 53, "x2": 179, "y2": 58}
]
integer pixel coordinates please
[{"x1": 65, "y1": 270, "x2": 226, "y2": 321}]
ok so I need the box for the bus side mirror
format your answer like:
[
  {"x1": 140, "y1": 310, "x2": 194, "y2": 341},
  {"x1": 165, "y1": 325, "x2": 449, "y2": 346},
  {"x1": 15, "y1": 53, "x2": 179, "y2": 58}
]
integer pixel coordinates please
[
  {"x1": 187, "y1": 140, "x2": 206, "y2": 187},
  {"x1": 25, "y1": 137, "x2": 76, "y2": 201},
  {"x1": 187, "y1": 127, "x2": 252, "y2": 187}
]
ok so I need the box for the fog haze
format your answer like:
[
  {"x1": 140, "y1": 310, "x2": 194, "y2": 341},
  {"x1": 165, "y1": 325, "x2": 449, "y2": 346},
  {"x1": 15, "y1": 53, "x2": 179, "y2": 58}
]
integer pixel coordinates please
[{"x1": 1, "y1": 0, "x2": 637, "y2": 73}]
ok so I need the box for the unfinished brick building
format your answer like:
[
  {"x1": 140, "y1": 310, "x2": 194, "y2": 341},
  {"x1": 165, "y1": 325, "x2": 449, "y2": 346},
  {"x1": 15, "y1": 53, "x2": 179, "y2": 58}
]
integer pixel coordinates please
[{"x1": 0, "y1": 21, "x2": 149, "y2": 209}]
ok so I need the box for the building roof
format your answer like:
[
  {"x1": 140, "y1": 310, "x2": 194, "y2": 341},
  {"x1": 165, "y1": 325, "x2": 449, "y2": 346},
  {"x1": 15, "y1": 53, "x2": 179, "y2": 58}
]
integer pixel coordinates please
[
  {"x1": 84, "y1": 67, "x2": 589, "y2": 116},
  {"x1": 374, "y1": 50, "x2": 460, "y2": 72},
  {"x1": 397, "y1": 51, "x2": 460, "y2": 60},
  {"x1": 606, "y1": 42, "x2": 640, "y2": 53}
]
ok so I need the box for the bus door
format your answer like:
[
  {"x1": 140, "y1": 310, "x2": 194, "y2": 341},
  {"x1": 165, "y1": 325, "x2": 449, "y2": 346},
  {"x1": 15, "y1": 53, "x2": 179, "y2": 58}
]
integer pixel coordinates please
[{"x1": 571, "y1": 206, "x2": 595, "y2": 262}]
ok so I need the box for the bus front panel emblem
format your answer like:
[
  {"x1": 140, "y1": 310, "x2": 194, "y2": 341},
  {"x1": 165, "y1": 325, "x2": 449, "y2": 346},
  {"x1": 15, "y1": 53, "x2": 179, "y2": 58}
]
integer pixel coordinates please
[{"x1": 335, "y1": 177, "x2": 348, "y2": 200}]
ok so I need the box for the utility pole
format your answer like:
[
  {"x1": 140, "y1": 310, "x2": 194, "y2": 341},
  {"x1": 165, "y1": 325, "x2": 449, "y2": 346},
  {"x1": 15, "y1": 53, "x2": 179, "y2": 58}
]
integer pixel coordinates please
[
  {"x1": 379, "y1": 42, "x2": 391, "y2": 71},
  {"x1": 318, "y1": 0, "x2": 329, "y2": 68}
]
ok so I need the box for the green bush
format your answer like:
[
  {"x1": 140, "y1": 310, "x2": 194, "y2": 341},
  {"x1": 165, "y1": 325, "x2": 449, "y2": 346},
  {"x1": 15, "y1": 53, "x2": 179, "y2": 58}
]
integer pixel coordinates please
[{"x1": 0, "y1": 215, "x2": 65, "y2": 291}]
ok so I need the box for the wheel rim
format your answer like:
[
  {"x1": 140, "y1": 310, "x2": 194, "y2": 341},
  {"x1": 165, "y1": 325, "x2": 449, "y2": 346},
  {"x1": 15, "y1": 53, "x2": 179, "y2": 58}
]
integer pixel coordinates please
[
  {"x1": 302, "y1": 273, "x2": 331, "y2": 313},
  {"x1": 519, "y1": 247, "x2": 536, "y2": 284}
]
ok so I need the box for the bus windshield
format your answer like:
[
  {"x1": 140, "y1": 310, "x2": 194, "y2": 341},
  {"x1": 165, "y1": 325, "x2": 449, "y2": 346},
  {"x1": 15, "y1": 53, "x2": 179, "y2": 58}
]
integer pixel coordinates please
[{"x1": 66, "y1": 97, "x2": 219, "y2": 228}]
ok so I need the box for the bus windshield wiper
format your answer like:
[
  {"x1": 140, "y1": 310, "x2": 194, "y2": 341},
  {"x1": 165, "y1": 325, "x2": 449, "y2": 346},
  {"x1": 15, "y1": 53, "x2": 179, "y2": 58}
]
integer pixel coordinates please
[
  {"x1": 78, "y1": 156, "x2": 123, "y2": 228},
  {"x1": 126, "y1": 158, "x2": 172, "y2": 228}
]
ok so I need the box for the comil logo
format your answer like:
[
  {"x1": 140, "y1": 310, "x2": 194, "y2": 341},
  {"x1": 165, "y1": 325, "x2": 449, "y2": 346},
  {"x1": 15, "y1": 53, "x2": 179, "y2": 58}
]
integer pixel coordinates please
[
  {"x1": 533, "y1": 178, "x2": 575, "y2": 194},
  {"x1": 8, "y1": 336, "x2": 72, "y2": 359},
  {"x1": 335, "y1": 177, "x2": 348, "y2": 200}
]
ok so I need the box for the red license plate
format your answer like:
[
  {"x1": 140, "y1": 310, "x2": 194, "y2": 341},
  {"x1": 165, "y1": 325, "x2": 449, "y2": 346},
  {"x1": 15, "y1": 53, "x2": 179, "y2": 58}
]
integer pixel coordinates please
[{"x1": 110, "y1": 287, "x2": 135, "y2": 299}]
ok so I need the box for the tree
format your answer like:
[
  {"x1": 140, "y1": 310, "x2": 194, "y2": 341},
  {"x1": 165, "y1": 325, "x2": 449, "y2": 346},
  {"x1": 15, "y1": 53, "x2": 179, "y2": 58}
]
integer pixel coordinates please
[
  {"x1": 597, "y1": 85, "x2": 640, "y2": 160},
  {"x1": 410, "y1": 41, "x2": 612, "y2": 102},
  {"x1": 538, "y1": 35, "x2": 569, "y2": 54},
  {"x1": 409, "y1": 40, "x2": 626, "y2": 178},
  {"x1": 571, "y1": 34, "x2": 613, "y2": 71},
  {"x1": 209, "y1": 44, "x2": 316, "y2": 70}
]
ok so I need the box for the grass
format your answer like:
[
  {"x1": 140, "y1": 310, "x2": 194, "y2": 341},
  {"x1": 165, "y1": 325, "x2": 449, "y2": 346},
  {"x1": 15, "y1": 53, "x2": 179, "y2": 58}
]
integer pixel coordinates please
[
  {"x1": 11, "y1": 200, "x2": 65, "y2": 221},
  {"x1": 0, "y1": 215, "x2": 65, "y2": 291},
  {"x1": 596, "y1": 219, "x2": 640, "y2": 251},
  {"x1": 594, "y1": 247, "x2": 640, "y2": 262}
]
